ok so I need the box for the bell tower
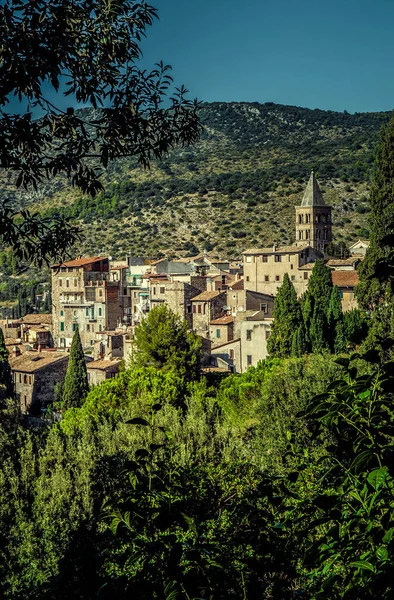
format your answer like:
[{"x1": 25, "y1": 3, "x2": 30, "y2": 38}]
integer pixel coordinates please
[{"x1": 295, "y1": 172, "x2": 332, "y2": 253}]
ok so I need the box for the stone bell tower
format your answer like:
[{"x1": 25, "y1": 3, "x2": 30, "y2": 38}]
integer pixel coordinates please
[{"x1": 295, "y1": 171, "x2": 332, "y2": 253}]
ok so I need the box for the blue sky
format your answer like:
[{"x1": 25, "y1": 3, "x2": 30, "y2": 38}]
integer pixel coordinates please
[{"x1": 139, "y1": 0, "x2": 394, "y2": 113}]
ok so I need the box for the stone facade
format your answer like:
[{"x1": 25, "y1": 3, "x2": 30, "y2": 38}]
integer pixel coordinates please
[
  {"x1": 331, "y1": 271, "x2": 359, "y2": 312},
  {"x1": 191, "y1": 291, "x2": 227, "y2": 338},
  {"x1": 10, "y1": 351, "x2": 69, "y2": 412},
  {"x1": 86, "y1": 359, "x2": 121, "y2": 386},
  {"x1": 210, "y1": 338, "x2": 241, "y2": 373},
  {"x1": 240, "y1": 314, "x2": 273, "y2": 371},
  {"x1": 243, "y1": 245, "x2": 321, "y2": 296},
  {"x1": 295, "y1": 172, "x2": 332, "y2": 253},
  {"x1": 209, "y1": 315, "x2": 234, "y2": 346},
  {"x1": 51, "y1": 257, "x2": 122, "y2": 349}
]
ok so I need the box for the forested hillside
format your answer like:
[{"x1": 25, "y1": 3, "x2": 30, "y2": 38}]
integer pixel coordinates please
[{"x1": 2, "y1": 102, "x2": 390, "y2": 260}]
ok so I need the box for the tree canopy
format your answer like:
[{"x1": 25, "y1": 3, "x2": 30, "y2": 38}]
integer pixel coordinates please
[
  {"x1": 62, "y1": 326, "x2": 89, "y2": 410},
  {"x1": 0, "y1": 0, "x2": 201, "y2": 264}
]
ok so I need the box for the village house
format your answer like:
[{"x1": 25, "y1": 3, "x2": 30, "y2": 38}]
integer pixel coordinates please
[
  {"x1": 209, "y1": 315, "x2": 234, "y2": 346},
  {"x1": 10, "y1": 348, "x2": 69, "y2": 413},
  {"x1": 331, "y1": 271, "x2": 359, "y2": 312},
  {"x1": 191, "y1": 290, "x2": 227, "y2": 338},
  {"x1": 149, "y1": 278, "x2": 205, "y2": 328},
  {"x1": 349, "y1": 239, "x2": 370, "y2": 256},
  {"x1": 86, "y1": 358, "x2": 122, "y2": 386},
  {"x1": 327, "y1": 256, "x2": 363, "y2": 271},
  {"x1": 51, "y1": 257, "x2": 122, "y2": 349},
  {"x1": 210, "y1": 338, "x2": 241, "y2": 373},
  {"x1": 240, "y1": 312, "x2": 273, "y2": 371}
]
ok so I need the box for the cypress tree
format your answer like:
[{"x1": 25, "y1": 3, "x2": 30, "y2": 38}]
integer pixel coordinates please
[
  {"x1": 0, "y1": 327, "x2": 13, "y2": 399},
  {"x1": 328, "y1": 285, "x2": 346, "y2": 353},
  {"x1": 310, "y1": 304, "x2": 327, "y2": 354},
  {"x1": 357, "y1": 112, "x2": 394, "y2": 311},
  {"x1": 62, "y1": 327, "x2": 89, "y2": 410},
  {"x1": 303, "y1": 260, "x2": 333, "y2": 351},
  {"x1": 291, "y1": 325, "x2": 308, "y2": 358},
  {"x1": 268, "y1": 274, "x2": 303, "y2": 358}
]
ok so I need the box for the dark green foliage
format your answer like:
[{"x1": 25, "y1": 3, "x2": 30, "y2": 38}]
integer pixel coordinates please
[
  {"x1": 344, "y1": 309, "x2": 370, "y2": 346},
  {"x1": 328, "y1": 285, "x2": 347, "y2": 353},
  {"x1": 303, "y1": 260, "x2": 333, "y2": 353},
  {"x1": 309, "y1": 303, "x2": 328, "y2": 353},
  {"x1": 61, "y1": 327, "x2": 89, "y2": 410},
  {"x1": 0, "y1": 327, "x2": 13, "y2": 399},
  {"x1": 134, "y1": 305, "x2": 201, "y2": 383},
  {"x1": 291, "y1": 324, "x2": 308, "y2": 357},
  {"x1": 268, "y1": 274, "x2": 303, "y2": 358},
  {"x1": 357, "y1": 112, "x2": 394, "y2": 310}
]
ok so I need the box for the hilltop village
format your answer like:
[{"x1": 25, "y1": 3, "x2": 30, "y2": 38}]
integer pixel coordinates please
[{"x1": 3, "y1": 173, "x2": 367, "y2": 414}]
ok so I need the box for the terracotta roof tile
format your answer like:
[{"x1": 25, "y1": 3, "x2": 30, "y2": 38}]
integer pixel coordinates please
[
  {"x1": 52, "y1": 256, "x2": 106, "y2": 268},
  {"x1": 87, "y1": 359, "x2": 121, "y2": 370},
  {"x1": 21, "y1": 314, "x2": 52, "y2": 325},
  {"x1": 191, "y1": 290, "x2": 225, "y2": 301},
  {"x1": 10, "y1": 351, "x2": 68, "y2": 373},
  {"x1": 210, "y1": 315, "x2": 234, "y2": 325},
  {"x1": 332, "y1": 271, "x2": 359, "y2": 287},
  {"x1": 229, "y1": 278, "x2": 244, "y2": 290},
  {"x1": 327, "y1": 257, "x2": 362, "y2": 266}
]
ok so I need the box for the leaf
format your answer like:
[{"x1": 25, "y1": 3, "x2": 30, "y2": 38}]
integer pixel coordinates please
[
  {"x1": 350, "y1": 560, "x2": 375, "y2": 572},
  {"x1": 367, "y1": 467, "x2": 387, "y2": 491},
  {"x1": 334, "y1": 357, "x2": 350, "y2": 368},
  {"x1": 383, "y1": 528, "x2": 394, "y2": 544},
  {"x1": 125, "y1": 417, "x2": 149, "y2": 426},
  {"x1": 361, "y1": 349, "x2": 381, "y2": 364},
  {"x1": 376, "y1": 546, "x2": 389, "y2": 561}
]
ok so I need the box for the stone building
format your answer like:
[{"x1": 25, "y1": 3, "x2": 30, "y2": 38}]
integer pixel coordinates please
[
  {"x1": 86, "y1": 358, "x2": 121, "y2": 386},
  {"x1": 51, "y1": 257, "x2": 122, "y2": 349},
  {"x1": 327, "y1": 256, "x2": 363, "y2": 271},
  {"x1": 150, "y1": 278, "x2": 206, "y2": 328},
  {"x1": 331, "y1": 271, "x2": 359, "y2": 312},
  {"x1": 10, "y1": 349, "x2": 69, "y2": 413},
  {"x1": 209, "y1": 315, "x2": 234, "y2": 346},
  {"x1": 191, "y1": 290, "x2": 227, "y2": 338},
  {"x1": 240, "y1": 313, "x2": 273, "y2": 371},
  {"x1": 349, "y1": 239, "x2": 370, "y2": 256},
  {"x1": 243, "y1": 244, "x2": 321, "y2": 296},
  {"x1": 226, "y1": 288, "x2": 275, "y2": 320},
  {"x1": 295, "y1": 172, "x2": 332, "y2": 253},
  {"x1": 210, "y1": 338, "x2": 241, "y2": 373}
]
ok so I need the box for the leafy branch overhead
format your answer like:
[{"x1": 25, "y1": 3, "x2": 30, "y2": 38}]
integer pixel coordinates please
[{"x1": 0, "y1": 0, "x2": 202, "y2": 263}]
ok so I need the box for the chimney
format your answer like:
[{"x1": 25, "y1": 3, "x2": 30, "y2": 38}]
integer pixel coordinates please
[
  {"x1": 272, "y1": 243, "x2": 276, "y2": 252},
  {"x1": 12, "y1": 345, "x2": 21, "y2": 358}
]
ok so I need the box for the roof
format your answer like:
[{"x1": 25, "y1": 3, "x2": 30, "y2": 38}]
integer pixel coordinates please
[
  {"x1": 298, "y1": 262, "x2": 315, "y2": 270},
  {"x1": 52, "y1": 256, "x2": 105, "y2": 268},
  {"x1": 245, "y1": 312, "x2": 274, "y2": 322},
  {"x1": 332, "y1": 271, "x2": 359, "y2": 288},
  {"x1": 210, "y1": 315, "x2": 234, "y2": 325},
  {"x1": 10, "y1": 351, "x2": 68, "y2": 373},
  {"x1": 229, "y1": 278, "x2": 244, "y2": 290},
  {"x1": 87, "y1": 359, "x2": 121, "y2": 371},
  {"x1": 243, "y1": 244, "x2": 309, "y2": 255},
  {"x1": 349, "y1": 239, "x2": 370, "y2": 248},
  {"x1": 110, "y1": 264, "x2": 127, "y2": 270},
  {"x1": 191, "y1": 290, "x2": 225, "y2": 302},
  {"x1": 327, "y1": 256, "x2": 362, "y2": 267},
  {"x1": 299, "y1": 171, "x2": 325, "y2": 207},
  {"x1": 210, "y1": 338, "x2": 241, "y2": 351},
  {"x1": 21, "y1": 314, "x2": 52, "y2": 325}
]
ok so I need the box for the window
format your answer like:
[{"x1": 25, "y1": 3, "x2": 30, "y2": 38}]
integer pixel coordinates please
[
  {"x1": 262, "y1": 255, "x2": 268, "y2": 263},
  {"x1": 61, "y1": 267, "x2": 66, "y2": 272},
  {"x1": 24, "y1": 375, "x2": 27, "y2": 383},
  {"x1": 216, "y1": 329, "x2": 221, "y2": 339},
  {"x1": 275, "y1": 255, "x2": 281, "y2": 262},
  {"x1": 187, "y1": 304, "x2": 191, "y2": 313},
  {"x1": 290, "y1": 263, "x2": 293, "y2": 269},
  {"x1": 99, "y1": 290, "x2": 103, "y2": 297},
  {"x1": 246, "y1": 330, "x2": 252, "y2": 341},
  {"x1": 98, "y1": 307, "x2": 102, "y2": 316},
  {"x1": 260, "y1": 303, "x2": 268, "y2": 313},
  {"x1": 306, "y1": 214, "x2": 310, "y2": 224},
  {"x1": 87, "y1": 324, "x2": 90, "y2": 332},
  {"x1": 72, "y1": 323, "x2": 78, "y2": 331},
  {"x1": 247, "y1": 355, "x2": 252, "y2": 366},
  {"x1": 99, "y1": 325, "x2": 102, "y2": 332},
  {"x1": 134, "y1": 292, "x2": 137, "y2": 299},
  {"x1": 298, "y1": 231, "x2": 303, "y2": 240},
  {"x1": 316, "y1": 214, "x2": 321, "y2": 223},
  {"x1": 246, "y1": 256, "x2": 253, "y2": 263},
  {"x1": 265, "y1": 330, "x2": 271, "y2": 340},
  {"x1": 91, "y1": 324, "x2": 94, "y2": 332},
  {"x1": 198, "y1": 305, "x2": 202, "y2": 314},
  {"x1": 192, "y1": 305, "x2": 196, "y2": 313},
  {"x1": 60, "y1": 322, "x2": 65, "y2": 331},
  {"x1": 86, "y1": 308, "x2": 89, "y2": 316},
  {"x1": 299, "y1": 214, "x2": 304, "y2": 224},
  {"x1": 59, "y1": 279, "x2": 63, "y2": 286},
  {"x1": 229, "y1": 349, "x2": 234, "y2": 360},
  {"x1": 60, "y1": 310, "x2": 64, "y2": 316},
  {"x1": 246, "y1": 276, "x2": 250, "y2": 282},
  {"x1": 275, "y1": 275, "x2": 280, "y2": 282},
  {"x1": 29, "y1": 376, "x2": 32, "y2": 385},
  {"x1": 339, "y1": 290, "x2": 344, "y2": 299},
  {"x1": 264, "y1": 275, "x2": 269, "y2": 282},
  {"x1": 291, "y1": 275, "x2": 295, "y2": 281},
  {"x1": 304, "y1": 272, "x2": 309, "y2": 280},
  {"x1": 153, "y1": 287, "x2": 156, "y2": 295},
  {"x1": 324, "y1": 230, "x2": 328, "y2": 240},
  {"x1": 19, "y1": 374, "x2": 21, "y2": 383},
  {"x1": 74, "y1": 278, "x2": 78, "y2": 286},
  {"x1": 305, "y1": 230, "x2": 310, "y2": 240},
  {"x1": 160, "y1": 286, "x2": 165, "y2": 294},
  {"x1": 66, "y1": 279, "x2": 69, "y2": 288}
]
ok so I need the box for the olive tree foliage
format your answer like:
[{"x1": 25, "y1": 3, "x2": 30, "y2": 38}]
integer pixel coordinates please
[{"x1": 0, "y1": 0, "x2": 201, "y2": 265}]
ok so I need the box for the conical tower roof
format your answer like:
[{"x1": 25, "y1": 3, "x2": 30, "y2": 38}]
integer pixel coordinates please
[{"x1": 300, "y1": 171, "x2": 325, "y2": 207}]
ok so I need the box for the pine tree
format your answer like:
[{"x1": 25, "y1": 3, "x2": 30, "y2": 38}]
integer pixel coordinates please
[
  {"x1": 0, "y1": 327, "x2": 13, "y2": 399},
  {"x1": 268, "y1": 274, "x2": 303, "y2": 358},
  {"x1": 62, "y1": 327, "x2": 89, "y2": 410},
  {"x1": 357, "y1": 113, "x2": 394, "y2": 311}
]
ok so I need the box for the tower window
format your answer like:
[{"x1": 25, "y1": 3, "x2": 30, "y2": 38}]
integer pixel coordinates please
[
  {"x1": 262, "y1": 255, "x2": 268, "y2": 263},
  {"x1": 298, "y1": 231, "x2": 303, "y2": 240},
  {"x1": 299, "y1": 214, "x2": 304, "y2": 224},
  {"x1": 316, "y1": 214, "x2": 321, "y2": 223},
  {"x1": 305, "y1": 214, "x2": 310, "y2": 224},
  {"x1": 305, "y1": 230, "x2": 310, "y2": 240},
  {"x1": 275, "y1": 255, "x2": 281, "y2": 262}
]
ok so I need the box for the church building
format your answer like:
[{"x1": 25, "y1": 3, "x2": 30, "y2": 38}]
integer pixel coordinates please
[{"x1": 295, "y1": 171, "x2": 332, "y2": 253}]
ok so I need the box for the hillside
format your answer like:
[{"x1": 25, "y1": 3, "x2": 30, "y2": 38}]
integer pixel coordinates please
[{"x1": 4, "y1": 102, "x2": 392, "y2": 260}]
